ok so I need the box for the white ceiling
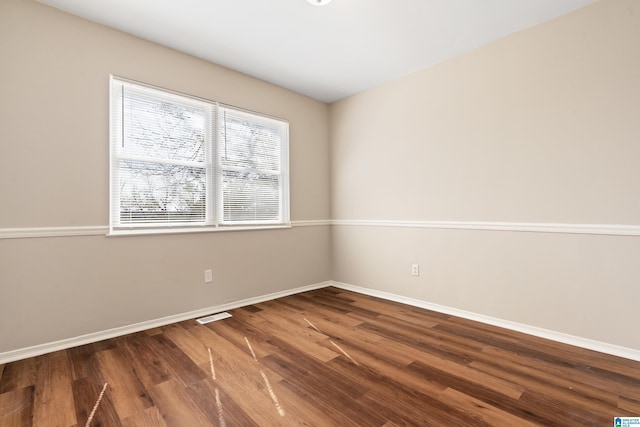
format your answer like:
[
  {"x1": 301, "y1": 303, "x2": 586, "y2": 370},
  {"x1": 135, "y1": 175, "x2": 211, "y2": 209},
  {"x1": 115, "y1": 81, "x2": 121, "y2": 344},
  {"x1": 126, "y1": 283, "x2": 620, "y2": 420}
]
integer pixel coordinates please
[{"x1": 38, "y1": 0, "x2": 597, "y2": 103}]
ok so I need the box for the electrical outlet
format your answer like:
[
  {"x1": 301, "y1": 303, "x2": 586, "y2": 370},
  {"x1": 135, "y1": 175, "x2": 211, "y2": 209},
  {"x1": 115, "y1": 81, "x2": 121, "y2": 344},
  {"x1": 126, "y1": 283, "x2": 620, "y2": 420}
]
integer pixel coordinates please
[
  {"x1": 204, "y1": 269, "x2": 213, "y2": 283},
  {"x1": 411, "y1": 264, "x2": 420, "y2": 276}
]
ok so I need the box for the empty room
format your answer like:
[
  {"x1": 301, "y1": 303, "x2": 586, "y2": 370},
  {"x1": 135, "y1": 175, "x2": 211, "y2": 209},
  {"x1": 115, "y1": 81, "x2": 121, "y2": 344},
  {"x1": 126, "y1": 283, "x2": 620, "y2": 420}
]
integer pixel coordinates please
[{"x1": 1, "y1": 0, "x2": 639, "y2": 425}]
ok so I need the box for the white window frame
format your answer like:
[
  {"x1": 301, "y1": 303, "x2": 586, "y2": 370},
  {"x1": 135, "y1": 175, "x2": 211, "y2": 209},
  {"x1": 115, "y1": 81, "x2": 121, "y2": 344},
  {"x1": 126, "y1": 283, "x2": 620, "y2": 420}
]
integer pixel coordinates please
[{"x1": 109, "y1": 76, "x2": 290, "y2": 236}]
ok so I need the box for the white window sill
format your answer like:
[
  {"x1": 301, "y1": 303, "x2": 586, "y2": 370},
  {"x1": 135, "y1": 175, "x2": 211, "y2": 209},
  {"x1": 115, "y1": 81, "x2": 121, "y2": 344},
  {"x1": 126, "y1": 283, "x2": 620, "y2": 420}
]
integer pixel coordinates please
[{"x1": 107, "y1": 223, "x2": 292, "y2": 237}]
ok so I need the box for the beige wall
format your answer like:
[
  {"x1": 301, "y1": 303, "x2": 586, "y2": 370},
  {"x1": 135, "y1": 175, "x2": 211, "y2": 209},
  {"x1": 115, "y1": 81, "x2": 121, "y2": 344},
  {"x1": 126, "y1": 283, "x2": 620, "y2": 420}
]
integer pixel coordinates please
[
  {"x1": 2, "y1": 0, "x2": 640, "y2": 357},
  {"x1": 0, "y1": 0, "x2": 331, "y2": 353},
  {"x1": 331, "y1": 0, "x2": 640, "y2": 350}
]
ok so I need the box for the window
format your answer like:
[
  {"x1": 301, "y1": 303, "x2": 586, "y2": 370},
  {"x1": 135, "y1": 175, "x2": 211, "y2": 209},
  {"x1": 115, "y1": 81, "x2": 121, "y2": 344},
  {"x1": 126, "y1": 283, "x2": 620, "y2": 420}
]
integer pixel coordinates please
[{"x1": 109, "y1": 76, "x2": 289, "y2": 234}]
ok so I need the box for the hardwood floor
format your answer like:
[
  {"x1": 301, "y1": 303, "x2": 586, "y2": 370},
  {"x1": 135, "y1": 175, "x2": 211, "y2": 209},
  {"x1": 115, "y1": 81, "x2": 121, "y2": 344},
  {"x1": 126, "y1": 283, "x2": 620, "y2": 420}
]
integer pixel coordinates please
[{"x1": 1, "y1": 287, "x2": 639, "y2": 426}]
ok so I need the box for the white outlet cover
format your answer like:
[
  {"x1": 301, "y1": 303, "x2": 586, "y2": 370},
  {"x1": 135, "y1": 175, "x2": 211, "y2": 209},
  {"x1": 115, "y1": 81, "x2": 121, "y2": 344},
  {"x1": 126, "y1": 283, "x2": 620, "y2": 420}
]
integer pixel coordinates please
[{"x1": 411, "y1": 264, "x2": 420, "y2": 276}]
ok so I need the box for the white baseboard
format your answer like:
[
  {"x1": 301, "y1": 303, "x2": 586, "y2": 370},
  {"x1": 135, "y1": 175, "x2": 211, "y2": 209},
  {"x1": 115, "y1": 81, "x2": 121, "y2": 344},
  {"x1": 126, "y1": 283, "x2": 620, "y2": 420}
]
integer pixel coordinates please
[
  {"x1": 3, "y1": 280, "x2": 639, "y2": 364},
  {"x1": 0, "y1": 281, "x2": 331, "y2": 364},
  {"x1": 331, "y1": 281, "x2": 640, "y2": 362}
]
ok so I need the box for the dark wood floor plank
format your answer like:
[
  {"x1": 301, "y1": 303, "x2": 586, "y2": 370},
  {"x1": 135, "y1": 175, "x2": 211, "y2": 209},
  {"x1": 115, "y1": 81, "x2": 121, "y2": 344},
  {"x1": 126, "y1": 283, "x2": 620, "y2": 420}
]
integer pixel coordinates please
[
  {"x1": 202, "y1": 316, "x2": 283, "y2": 362},
  {"x1": 375, "y1": 312, "x2": 487, "y2": 353},
  {"x1": 349, "y1": 297, "x2": 442, "y2": 329},
  {"x1": 146, "y1": 334, "x2": 207, "y2": 387},
  {"x1": 263, "y1": 352, "x2": 387, "y2": 426},
  {"x1": 297, "y1": 311, "x2": 393, "y2": 351},
  {"x1": 619, "y1": 396, "x2": 640, "y2": 414},
  {"x1": 67, "y1": 344, "x2": 101, "y2": 383},
  {"x1": 1, "y1": 286, "x2": 638, "y2": 426},
  {"x1": 94, "y1": 347, "x2": 154, "y2": 421},
  {"x1": 439, "y1": 387, "x2": 539, "y2": 427},
  {"x1": 331, "y1": 337, "x2": 449, "y2": 399},
  {"x1": 362, "y1": 325, "x2": 524, "y2": 398},
  {"x1": 434, "y1": 318, "x2": 609, "y2": 376},
  {"x1": 277, "y1": 294, "x2": 364, "y2": 327},
  {"x1": 478, "y1": 343, "x2": 640, "y2": 398},
  {"x1": 357, "y1": 317, "x2": 482, "y2": 366},
  {"x1": 469, "y1": 353, "x2": 624, "y2": 412},
  {"x1": 32, "y1": 350, "x2": 77, "y2": 427},
  {"x1": 0, "y1": 386, "x2": 34, "y2": 427},
  {"x1": 185, "y1": 323, "x2": 297, "y2": 425},
  {"x1": 147, "y1": 379, "x2": 212, "y2": 427},
  {"x1": 332, "y1": 289, "x2": 452, "y2": 321},
  {"x1": 0, "y1": 358, "x2": 37, "y2": 394},
  {"x1": 328, "y1": 355, "x2": 479, "y2": 426},
  {"x1": 310, "y1": 294, "x2": 381, "y2": 320},
  {"x1": 120, "y1": 406, "x2": 167, "y2": 427},
  {"x1": 236, "y1": 313, "x2": 341, "y2": 363},
  {"x1": 72, "y1": 377, "x2": 122, "y2": 427},
  {"x1": 187, "y1": 379, "x2": 260, "y2": 427},
  {"x1": 406, "y1": 359, "x2": 556, "y2": 425},
  {"x1": 449, "y1": 315, "x2": 640, "y2": 379},
  {"x1": 574, "y1": 363, "x2": 640, "y2": 397},
  {"x1": 519, "y1": 389, "x2": 617, "y2": 426},
  {"x1": 116, "y1": 334, "x2": 173, "y2": 389},
  {"x1": 295, "y1": 293, "x2": 353, "y2": 315},
  {"x1": 161, "y1": 324, "x2": 211, "y2": 367}
]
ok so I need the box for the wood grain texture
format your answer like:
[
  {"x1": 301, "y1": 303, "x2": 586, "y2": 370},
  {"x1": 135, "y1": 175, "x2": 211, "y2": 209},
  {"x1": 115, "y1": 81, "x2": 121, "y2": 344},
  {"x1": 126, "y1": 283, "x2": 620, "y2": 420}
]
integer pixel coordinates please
[
  {"x1": 32, "y1": 351, "x2": 76, "y2": 427},
  {"x1": 1, "y1": 287, "x2": 638, "y2": 426}
]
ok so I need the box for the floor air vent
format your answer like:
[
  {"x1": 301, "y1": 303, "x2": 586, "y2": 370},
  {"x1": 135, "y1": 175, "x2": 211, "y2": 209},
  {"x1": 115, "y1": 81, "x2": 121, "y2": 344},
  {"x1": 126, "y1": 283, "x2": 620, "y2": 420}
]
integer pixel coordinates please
[{"x1": 196, "y1": 312, "x2": 232, "y2": 325}]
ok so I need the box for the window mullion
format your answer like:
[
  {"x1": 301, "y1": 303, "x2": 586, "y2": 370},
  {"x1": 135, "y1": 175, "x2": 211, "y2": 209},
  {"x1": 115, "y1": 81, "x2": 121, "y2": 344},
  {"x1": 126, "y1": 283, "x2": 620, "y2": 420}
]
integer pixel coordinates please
[{"x1": 208, "y1": 104, "x2": 217, "y2": 227}]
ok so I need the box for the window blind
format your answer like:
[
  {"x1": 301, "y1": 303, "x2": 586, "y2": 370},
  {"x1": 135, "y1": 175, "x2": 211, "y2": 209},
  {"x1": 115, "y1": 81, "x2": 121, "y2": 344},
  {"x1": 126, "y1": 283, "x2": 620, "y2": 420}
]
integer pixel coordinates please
[
  {"x1": 109, "y1": 76, "x2": 289, "y2": 233},
  {"x1": 218, "y1": 107, "x2": 288, "y2": 224}
]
